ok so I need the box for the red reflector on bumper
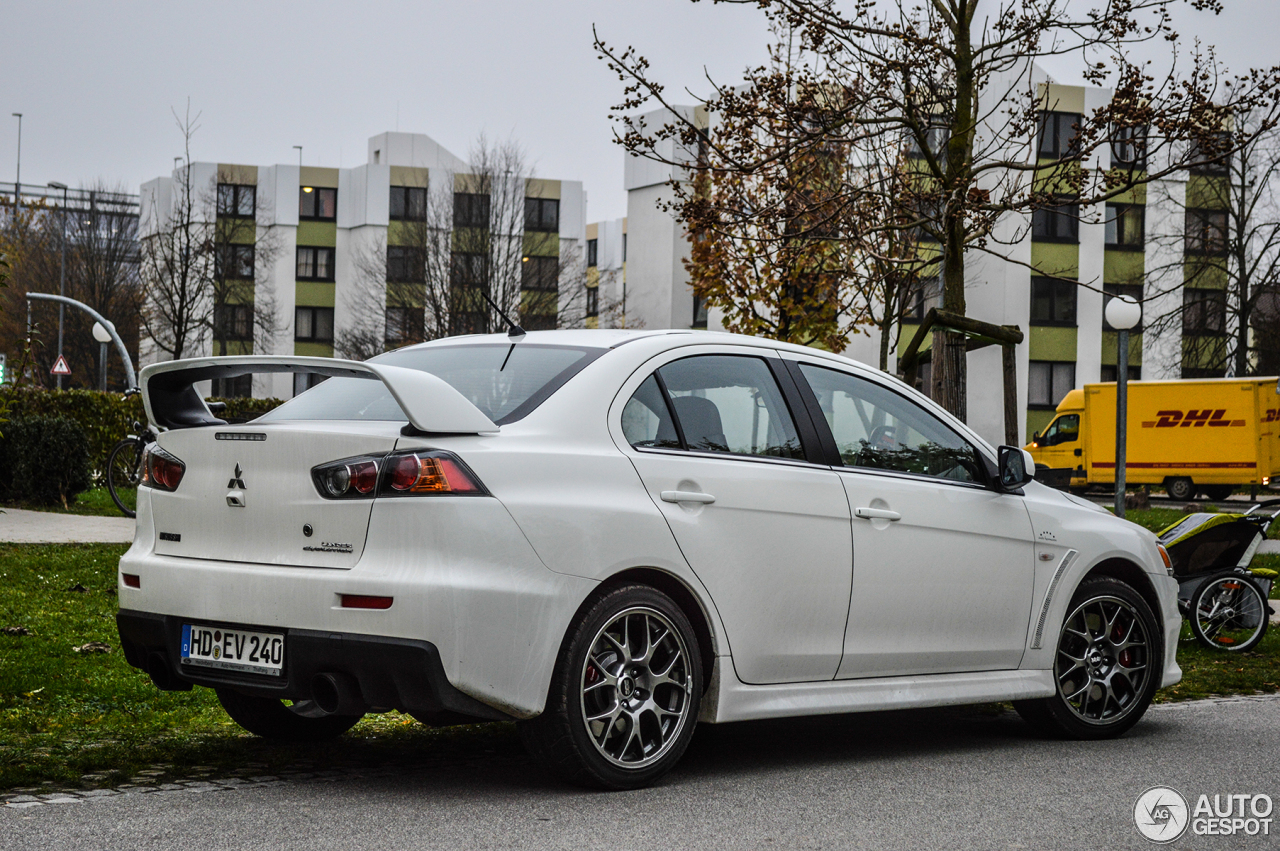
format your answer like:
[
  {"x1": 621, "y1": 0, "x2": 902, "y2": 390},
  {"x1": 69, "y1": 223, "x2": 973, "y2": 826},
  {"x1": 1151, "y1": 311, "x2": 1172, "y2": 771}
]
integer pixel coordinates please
[
  {"x1": 340, "y1": 594, "x2": 393, "y2": 610},
  {"x1": 122, "y1": 574, "x2": 141, "y2": 588}
]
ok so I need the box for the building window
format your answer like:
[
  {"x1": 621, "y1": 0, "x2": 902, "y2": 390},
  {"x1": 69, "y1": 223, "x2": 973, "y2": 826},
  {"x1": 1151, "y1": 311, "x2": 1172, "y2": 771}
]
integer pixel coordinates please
[
  {"x1": 1185, "y1": 208, "x2": 1228, "y2": 256},
  {"x1": 384, "y1": 306, "x2": 424, "y2": 347},
  {"x1": 1028, "y1": 361, "x2": 1076, "y2": 408},
  {"x1": 692, "y1": 293, "x2": 708, "y2": 328},
  {"x1": 454, "y1": 193, "x2": 490, "y2": 229},
  {"x1": 1189, "y1": 131, "x2": 1231, "y2": 175},
  {"x1": 1105, "y1": 204, "x2": 1144, "y2": 249},
  {"x1": 294, "y1": 306, "x2": 334, "y2": 343},
  {"x1": 211, "y1": 375, "x2": 252, "y2": 399},
  {"x1": 1032, "y1": 197, "x2": 1079, "y2": 242},
  {"x1": 389, "y1": 186, "x2": 427, "y2": 221},
  {"x1": 1183, "y1": 288, "x2": 1226, "y2": 336},
  {"x1": 293, "y1": 373, "x2": 328, "y2": 396},
  {"x1": 216, "y1": 244, "x2": 255, "y2": 279},
  {"x1": 587, "y1": 238, "x2": 598, "y2": 268},
  {"x1": 586, "y1": 286, "x2": 599, "y2": 318},
  {"x1": 909, "y1": 117, "x2": 950, "y2": 159},
  {"x1": 213, "y1": 304, "x2": 252, "y2": 341},
  {"x1": 1111, "y1": 124, "x2": 1147, "y2": 170},
  {"x1": 1038, "y1": 111, "x2": 1083, "y2": 159},
  {"x1": 387, "y1": 246, "x2": 425, "y2": 283},
  {"x1": 1100, "y1": 365, "x2": 1141, "y2": 383},
  {"x1": 1030, "y1": 277, "x2": 1077, "y2": 326},
  {"x1": 299, "y1": 186, "x2": 337, "y2": 220},
  {"x1": 622, "y1": 233, "x2": 627, "y2": 262},
  {"x1": 902, "y1": 273, "x2": 942, "y2": 321},
  {"x1": 1182, "y1": 366, "x2": 1226, "y2": 379},
  {"x1": 1103, "y1": 284, "x2": 1144, "y2": 331},
  {"x1": 296, "y1": 246, "x2": 335, "y2": 281},
  {"x1": 521, "y1": 312, "x2": 557, "y2": 331},
  {"x1": 522, "y1": 256, "x2": 558, "y2": 291},
  {"x1": 525, "y1": 198, "x2": 560, "y2": 233},
  {"x1": 216, "y1": 183, "x2": 256, "y2": 218}
]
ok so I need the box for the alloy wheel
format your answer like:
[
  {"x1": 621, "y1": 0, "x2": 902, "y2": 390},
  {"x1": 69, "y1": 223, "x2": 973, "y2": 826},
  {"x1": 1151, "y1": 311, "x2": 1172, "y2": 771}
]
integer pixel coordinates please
[
  {"x1": 578, "y1": 606, "x2": 693, "y2": 769},
  {"x1": 1054, "y1": 595, "x2": 1151, "y2": 725}
]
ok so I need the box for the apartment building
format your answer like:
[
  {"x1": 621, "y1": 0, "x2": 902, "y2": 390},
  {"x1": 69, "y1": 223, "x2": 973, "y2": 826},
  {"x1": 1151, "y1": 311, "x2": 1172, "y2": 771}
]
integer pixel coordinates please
[
  {"x1": 617, "y1": 71, "x2": 1234, "y2": 447},
  {"x1": 138, "y1": 132, "x2": 586, "y2": 398}
]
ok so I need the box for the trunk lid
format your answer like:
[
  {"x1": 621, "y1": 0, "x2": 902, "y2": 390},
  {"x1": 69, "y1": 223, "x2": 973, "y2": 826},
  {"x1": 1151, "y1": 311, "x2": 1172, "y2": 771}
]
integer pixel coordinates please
[{"x1": 149, "y1": 422, "x2": 401, "y2": 569}]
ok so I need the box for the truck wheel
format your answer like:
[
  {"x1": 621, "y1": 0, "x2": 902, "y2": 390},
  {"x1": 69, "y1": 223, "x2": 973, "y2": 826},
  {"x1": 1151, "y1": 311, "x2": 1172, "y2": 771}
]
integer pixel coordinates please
[
  {"x1": 1165, "y1": 477, "x2": 1194, "y2": 501},
  {"x1": 1199, "y1": 485, "x2": 1234, "y2": 502}
]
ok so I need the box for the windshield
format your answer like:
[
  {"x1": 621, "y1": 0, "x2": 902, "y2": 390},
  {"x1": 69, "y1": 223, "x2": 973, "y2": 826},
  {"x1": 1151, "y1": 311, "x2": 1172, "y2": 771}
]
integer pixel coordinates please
[{"x1": 257, "y1": 344, "x2": 601, "y2": 425}]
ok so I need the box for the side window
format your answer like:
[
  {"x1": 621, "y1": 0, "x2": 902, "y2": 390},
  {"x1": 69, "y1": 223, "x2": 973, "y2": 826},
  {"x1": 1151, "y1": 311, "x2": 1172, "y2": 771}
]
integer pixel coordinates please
[
  {"x1": 622, "y1": 376, "x2": 680, "y2": 449},
  {"x1": 658, "y1": 356, "x2": 803, "y2": 460},
  {"x1": 798, "y1": 364, "x2": 985, "y2": 484},
  {"x1": 1041, "y1": 414, "x2": 1079, "y2": 446}
]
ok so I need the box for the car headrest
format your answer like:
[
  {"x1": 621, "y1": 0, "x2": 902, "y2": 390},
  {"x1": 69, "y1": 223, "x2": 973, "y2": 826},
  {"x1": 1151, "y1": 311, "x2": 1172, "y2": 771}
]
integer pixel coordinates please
[{"x1": 672, "y1": 395, "x2": 728, "y2": 452}]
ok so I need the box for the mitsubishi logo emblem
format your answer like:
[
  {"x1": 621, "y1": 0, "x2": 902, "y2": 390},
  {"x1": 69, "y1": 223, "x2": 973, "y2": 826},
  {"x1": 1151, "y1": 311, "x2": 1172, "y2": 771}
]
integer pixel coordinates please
[{"x1": 227, "y1": 463, "x2": 247, "y2": 490}]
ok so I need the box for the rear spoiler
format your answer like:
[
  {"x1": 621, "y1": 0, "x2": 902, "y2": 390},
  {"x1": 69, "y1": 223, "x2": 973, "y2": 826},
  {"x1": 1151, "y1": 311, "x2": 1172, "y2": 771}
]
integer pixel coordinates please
[{"x1": 139, "y1": 355, "x2": 499, "y2": 434}]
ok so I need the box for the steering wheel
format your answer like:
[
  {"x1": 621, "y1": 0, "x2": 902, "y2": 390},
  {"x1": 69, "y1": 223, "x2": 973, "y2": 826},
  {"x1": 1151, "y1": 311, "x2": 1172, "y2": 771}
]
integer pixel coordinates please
[{"x1": 868, "y1": 425, "x2": 897, "y2": 450}]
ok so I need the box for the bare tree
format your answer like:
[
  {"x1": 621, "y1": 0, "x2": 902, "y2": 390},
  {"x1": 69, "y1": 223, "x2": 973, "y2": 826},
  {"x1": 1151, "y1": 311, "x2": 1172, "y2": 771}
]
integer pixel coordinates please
[
  {"x1": 338, "y1": 135, "x2": 608, "y2": 359},
  {"x1": 599, "y1": 0, "x2": 1280, "y2": 421},
  {"x1": 1142, "y1": 100, "x2": 1280, "y2": 377}
]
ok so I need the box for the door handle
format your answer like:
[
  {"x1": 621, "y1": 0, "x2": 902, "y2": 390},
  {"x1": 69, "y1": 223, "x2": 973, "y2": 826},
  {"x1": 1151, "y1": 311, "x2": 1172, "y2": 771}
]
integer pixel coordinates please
[
  {"x1": 855, "y1": 507, "x2": 900, "y2": 521},
  {"x1": 1074, "y1": 448, "x2": 1082, "y2": 457},
  {"x1": 661, "y1": 490, "x2": 716, "y2": 505}
]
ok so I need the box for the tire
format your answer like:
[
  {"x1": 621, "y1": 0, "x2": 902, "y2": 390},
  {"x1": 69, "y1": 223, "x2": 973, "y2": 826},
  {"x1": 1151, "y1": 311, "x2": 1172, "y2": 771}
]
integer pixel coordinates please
[
  {"x1": 1199, "y1": 484, "x2": 1234, "y2": 502},
  {"x1": 518, "y1": 584, "x2": 703, "y2": 790},
  {"x1": 1189, "y1": 572, "x2": 1269, "y2": 652},
  {"x1": 106, "y1": 438, "x2": 142, "y2": 519},
  {"x1": 215, "y1": 687, "x2": 362, "y2": 742},
  {"x1": 1014, "y1": 577, "x2": 1161, "y2": 739},
  {"x1": 1165, "y1": 477, "x2": 1195, "y2": 501}
]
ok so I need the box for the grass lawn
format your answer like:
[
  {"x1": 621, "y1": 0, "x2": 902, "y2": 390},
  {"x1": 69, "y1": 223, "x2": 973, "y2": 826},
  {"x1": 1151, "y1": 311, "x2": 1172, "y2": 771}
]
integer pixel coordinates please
[
  {"x1": 3, "y1": 487, "x2": 134, "y2": 518},
  {"x1": 0, "y1": 541, "x2": 1277, "y2": 793}
]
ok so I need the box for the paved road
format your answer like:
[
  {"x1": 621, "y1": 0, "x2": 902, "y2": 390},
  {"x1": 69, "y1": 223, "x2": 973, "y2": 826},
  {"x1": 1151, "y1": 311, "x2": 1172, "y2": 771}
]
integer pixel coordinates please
[
  {"x1": 0, "y1": 507, "x2": 133, "y2": 544},
  {"x1": 3, "y1": 696, "x2": 1278, "y2": 850}
]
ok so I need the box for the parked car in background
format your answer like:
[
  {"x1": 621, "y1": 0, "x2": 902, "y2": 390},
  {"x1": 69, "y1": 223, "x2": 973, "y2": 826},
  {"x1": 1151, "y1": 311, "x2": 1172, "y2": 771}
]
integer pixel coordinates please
[
  {"x1": 116, "y1": 330, "x2": 1182, "y2": 789},
  {"x1": 1028, "y1": 378, "x2": 1280, "y2": 500}
]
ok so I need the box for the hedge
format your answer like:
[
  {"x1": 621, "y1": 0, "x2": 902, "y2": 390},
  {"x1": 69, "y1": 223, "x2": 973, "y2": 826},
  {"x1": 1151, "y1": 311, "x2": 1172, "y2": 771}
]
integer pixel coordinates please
[
  {"x1": 0, "y1": 416, "x2": 92, "y2": 505},
  {"x1": 0, "y1": 388, "x2": 284, "y2": 485}
]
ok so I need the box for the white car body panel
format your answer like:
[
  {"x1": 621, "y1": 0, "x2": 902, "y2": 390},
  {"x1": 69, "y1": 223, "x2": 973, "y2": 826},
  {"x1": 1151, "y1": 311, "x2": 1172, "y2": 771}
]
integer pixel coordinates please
[{"x1": 119, "y1": 329, "x2": 1181, "y2": 727}]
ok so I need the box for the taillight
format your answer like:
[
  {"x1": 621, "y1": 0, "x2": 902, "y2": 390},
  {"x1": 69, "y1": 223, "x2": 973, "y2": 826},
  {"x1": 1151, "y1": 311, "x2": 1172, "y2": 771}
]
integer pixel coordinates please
[
  {"x1": 310, "y1": 450, "x2": 486, "y2": 499},
  {"x1": 141, "y1": 445, "x2": 185, "y2": 491},
  {"x1": 312, "y1": 456, "x2": 382, "y2": 499}
]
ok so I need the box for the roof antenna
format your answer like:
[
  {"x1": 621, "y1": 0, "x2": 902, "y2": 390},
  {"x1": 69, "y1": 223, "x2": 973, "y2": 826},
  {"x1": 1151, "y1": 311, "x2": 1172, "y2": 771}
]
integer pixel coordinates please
[{"x1": 476, "y1": 287, "x2": 525, "y2": 340}]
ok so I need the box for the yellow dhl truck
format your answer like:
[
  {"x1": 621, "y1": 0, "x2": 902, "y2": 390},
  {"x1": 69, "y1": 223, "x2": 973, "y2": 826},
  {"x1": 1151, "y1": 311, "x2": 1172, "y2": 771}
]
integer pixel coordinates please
[{"x1": 1026, "y1": 377, "x2": 1280, "y2": 500}]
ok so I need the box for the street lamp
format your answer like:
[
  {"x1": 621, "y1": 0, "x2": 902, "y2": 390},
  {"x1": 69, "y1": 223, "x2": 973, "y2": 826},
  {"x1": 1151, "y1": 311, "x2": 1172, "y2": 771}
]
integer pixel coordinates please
[
  {"x1": 47, "y1": 181, "x2": 68, "y2": 390},
  {"x1": 92, "y1": 320, "x2": 113, "y2": 391},
  {"x1": 1106, "y1": 294, "x2": 1142, "y2": 517}
]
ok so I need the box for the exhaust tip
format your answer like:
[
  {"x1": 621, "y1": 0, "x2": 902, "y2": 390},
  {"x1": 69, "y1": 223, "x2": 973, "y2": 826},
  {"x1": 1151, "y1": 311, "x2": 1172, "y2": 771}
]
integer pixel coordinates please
[
  {"x1": 146, "y1": 652, "x2": 192, "y2": 692},
  {"x1": 310, "y1": 672, "x2": 363, "y2": 716}
]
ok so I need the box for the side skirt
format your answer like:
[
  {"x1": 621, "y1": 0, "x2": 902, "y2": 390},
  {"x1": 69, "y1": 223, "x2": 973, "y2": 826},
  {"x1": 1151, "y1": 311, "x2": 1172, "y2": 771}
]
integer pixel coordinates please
[{"x1": 701, "y1": 665, "x2": 1056, "y2": 724}]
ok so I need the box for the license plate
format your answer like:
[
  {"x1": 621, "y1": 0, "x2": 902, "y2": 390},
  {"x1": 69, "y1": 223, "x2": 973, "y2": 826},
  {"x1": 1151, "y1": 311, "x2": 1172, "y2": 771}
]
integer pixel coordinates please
[{"x1": 180, "y1": 624, "x2": 284, "y2": 676}]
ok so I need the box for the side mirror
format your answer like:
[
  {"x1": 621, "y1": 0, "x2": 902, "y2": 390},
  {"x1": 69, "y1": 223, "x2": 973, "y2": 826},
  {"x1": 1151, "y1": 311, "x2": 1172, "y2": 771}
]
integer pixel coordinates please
[{"x1": 998, "y1": 446, "x2": 1036, "y2": 491}]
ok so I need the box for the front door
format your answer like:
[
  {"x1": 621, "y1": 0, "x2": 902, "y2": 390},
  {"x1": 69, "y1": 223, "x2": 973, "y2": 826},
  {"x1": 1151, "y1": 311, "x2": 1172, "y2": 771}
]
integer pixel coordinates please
[
  {"x1": 1035, "y1": 413, "x2": 1082, "y2": 475},
  {"x1": 792, "y1": 361, "x2": 1036, "y2": 679},
  {"x1": 617, "y1": 351, "x2": 853, "y2": 685}
]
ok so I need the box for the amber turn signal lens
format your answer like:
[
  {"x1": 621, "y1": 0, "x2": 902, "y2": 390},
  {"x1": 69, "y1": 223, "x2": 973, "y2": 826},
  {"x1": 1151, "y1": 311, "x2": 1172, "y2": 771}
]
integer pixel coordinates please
[
  {"x1": 1157, "y1": 543, "x2": 1173, "y2": 575},
  {"x1": 388, "y1": 452, "x2": 481, "y2": 493}
]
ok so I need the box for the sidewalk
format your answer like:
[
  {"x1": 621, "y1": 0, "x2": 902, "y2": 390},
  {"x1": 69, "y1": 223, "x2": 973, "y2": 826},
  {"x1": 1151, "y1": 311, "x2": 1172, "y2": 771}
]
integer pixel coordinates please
[{"x1": 0, "y1": 508, "x2": 134, "y2": 544}]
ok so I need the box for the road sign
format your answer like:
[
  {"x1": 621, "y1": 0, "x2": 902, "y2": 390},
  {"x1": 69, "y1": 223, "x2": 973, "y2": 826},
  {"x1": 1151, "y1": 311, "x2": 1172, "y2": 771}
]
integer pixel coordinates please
[{"x1": 51, "y1": 354, "x2": 71, "y2": 376}]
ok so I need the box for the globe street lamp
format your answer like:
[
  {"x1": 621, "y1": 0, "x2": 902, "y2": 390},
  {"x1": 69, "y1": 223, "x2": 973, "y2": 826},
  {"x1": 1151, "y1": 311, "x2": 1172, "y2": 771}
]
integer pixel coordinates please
[
  {"x1": 92, "y1": 320, "x2": 114, "y2": 391},
  {"x1": 47, "y1": 181, "x2": 68, "y2": 389},
  {"x1": 1106, "y1": 294, "x2": 1142, "y2": 517}
]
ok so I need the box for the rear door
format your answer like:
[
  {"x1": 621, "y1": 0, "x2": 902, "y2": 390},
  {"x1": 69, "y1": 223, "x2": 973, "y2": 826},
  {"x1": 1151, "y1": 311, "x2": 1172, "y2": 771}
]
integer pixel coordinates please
[
  {"x1": 788, "y1": 359, "x2": 1036, "y2": 679},
  {"x1": 615, "y1": 348, "x2": 853, "y2": 685},
  {"x1": 149, "y1": 422, "x2": 402, "y2": 568}
]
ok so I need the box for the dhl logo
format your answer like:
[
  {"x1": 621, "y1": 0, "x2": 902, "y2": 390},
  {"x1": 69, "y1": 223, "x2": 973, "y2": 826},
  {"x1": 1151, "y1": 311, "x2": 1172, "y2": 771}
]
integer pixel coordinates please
[
  {"x1": 1265, "y1": 409, "x2": 1280, "y2": 423},
  {"x1": 1141, "y1": 409, "x2": 1246, "y2": 428}
]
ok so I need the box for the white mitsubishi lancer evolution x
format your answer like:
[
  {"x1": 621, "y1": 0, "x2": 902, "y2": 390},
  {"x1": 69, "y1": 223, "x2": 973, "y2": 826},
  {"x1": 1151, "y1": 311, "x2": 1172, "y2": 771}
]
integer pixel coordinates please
[{"x1": 116, "y1": 329, "x2": 1181, "y2": 789}]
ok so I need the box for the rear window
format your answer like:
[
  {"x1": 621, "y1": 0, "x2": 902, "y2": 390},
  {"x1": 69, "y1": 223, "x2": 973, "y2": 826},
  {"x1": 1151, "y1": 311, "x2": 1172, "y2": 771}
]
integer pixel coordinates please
[{"x1": 257, "y1": 344, "x2": 601, "y2": 425}]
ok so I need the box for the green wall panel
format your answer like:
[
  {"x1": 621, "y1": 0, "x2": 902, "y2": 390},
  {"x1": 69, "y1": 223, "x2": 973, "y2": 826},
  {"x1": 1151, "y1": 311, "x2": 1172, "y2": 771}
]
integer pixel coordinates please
[{"x1": 1028, "y1": 325, "x2": 1077, "y2": 361}]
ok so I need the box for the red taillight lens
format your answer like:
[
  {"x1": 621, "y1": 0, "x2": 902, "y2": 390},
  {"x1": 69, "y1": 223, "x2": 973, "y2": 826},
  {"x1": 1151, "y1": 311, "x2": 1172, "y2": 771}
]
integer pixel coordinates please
[
  {"x1": 313, "y1": 456, "x2": 382, "y2": 498},
  {"x1": 141, "y1": 445, "x2": 185, "y2": 492},
  {"x1": 340, "y1": 594, "x2": 393, "y2": 610},
  {"x1": 349, "y1": 460, "x2": 378, "y2": 494},
  {"x1": 122, "y1": 573, "x2": 141, "y2": 588},
  {"x1": 385, "y1": 451, "x2": 483, "y2": 494}
]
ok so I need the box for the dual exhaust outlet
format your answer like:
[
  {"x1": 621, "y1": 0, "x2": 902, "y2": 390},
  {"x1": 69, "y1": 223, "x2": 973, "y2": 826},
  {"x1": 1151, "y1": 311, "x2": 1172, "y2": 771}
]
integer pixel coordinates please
[{"x1": 146, "y1": 653, "x2": 364, "y2": 716}]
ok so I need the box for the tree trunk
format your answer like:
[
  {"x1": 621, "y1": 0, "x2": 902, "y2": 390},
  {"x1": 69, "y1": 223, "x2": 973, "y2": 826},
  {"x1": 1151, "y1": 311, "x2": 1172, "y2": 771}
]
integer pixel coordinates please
[{"x1": 931, "y1": 329, "x2": 967, "y2": 421}]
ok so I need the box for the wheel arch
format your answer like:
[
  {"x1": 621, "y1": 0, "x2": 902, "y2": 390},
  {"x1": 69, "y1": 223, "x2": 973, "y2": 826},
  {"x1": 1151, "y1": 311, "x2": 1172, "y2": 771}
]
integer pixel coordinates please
[
  {"x1": 594, "y1": 567, "x2": 719, "y2": 692},
  {"x1": 1080, "y1": 557, "x2": 1163, "y2": 639}
]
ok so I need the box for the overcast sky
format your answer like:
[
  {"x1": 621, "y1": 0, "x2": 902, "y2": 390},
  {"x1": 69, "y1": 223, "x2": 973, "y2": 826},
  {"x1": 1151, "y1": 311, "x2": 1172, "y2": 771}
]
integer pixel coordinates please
[{"x1": 2, "y1": 1, "x2": 1277, "y2": 223}]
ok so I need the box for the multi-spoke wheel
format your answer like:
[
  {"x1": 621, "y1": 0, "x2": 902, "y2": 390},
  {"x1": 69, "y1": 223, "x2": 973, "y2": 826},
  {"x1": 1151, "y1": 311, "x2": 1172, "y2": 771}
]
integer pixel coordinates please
[
  {"x1": 1189, "y1": 572, "x2": 1268, "y2": 652},
  {"x1": 1015, "y1": 577, "x2": 1161, "y2": 739},
  {"x1": 519, "y1": 584, "x2": 703, "y2": 789}
]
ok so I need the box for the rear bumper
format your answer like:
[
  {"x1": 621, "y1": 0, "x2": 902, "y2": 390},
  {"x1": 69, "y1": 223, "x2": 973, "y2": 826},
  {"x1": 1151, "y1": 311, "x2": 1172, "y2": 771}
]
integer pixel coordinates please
[{"x1": 116, "y1": 609, "x2": 510, "y2": 722}]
